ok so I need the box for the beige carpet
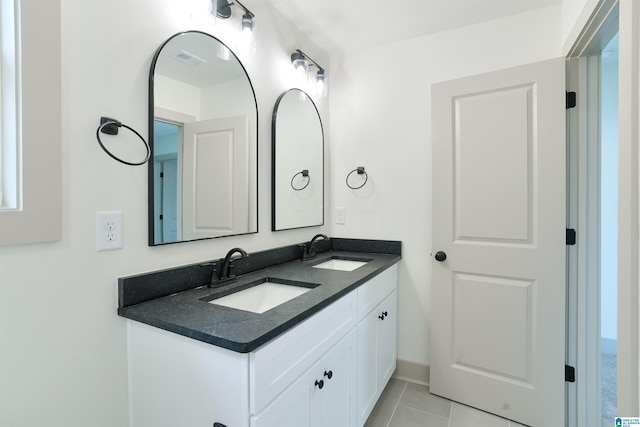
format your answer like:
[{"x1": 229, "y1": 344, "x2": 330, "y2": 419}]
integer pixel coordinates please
[{"x1": 601, "y1": 352, "x2": 617, "y2": 427}]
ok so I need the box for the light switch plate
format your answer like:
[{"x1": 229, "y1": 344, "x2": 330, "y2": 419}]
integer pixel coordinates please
[
  {"x1": 96, "y1": 211, "x2": 123, "y2": 251},
  {"x1": 336, "y1": 207, "x2": 346, "y2": 225}
]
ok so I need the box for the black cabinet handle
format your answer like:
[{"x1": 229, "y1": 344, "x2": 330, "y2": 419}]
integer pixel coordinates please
[
  {"x1": 378, "y1": 311, "x2": 388, "y2": 320},
  {"x1": 315, "y1": 379, "x2": 324, "y2": 389},
  {"x1": 324, "y1": 370, "x2": 333, "y2": 379},
  {"x1": 435, "y1": 251, "x2": 447, "y2": 262}
]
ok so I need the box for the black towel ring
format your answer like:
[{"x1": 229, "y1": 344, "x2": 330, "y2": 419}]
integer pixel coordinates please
[
  {"x1": 96, "y1": 117, "x2": 151, "y2": 166},
  {"x1": 346, "y1": 166, "x2": 368, "y2": 190},
  {"x1": 291, "y1": 169, "x2": 310, "y2": 191}
]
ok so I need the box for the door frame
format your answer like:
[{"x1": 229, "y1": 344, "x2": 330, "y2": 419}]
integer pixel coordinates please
[
  {"x1": 616, "y1": 0, "x2": 640, "y2": 415},
  {"x1": 565, "y1": 0, "x2": 640, "y2": 422},
  {"x1": 565, "y1": 52, "x2": 602, "y2": 427}
]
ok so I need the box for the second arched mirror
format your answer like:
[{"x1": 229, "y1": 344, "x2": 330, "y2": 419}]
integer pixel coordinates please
[{"x1": 272, "y1": 89, "x2": 324, "y2": 231}]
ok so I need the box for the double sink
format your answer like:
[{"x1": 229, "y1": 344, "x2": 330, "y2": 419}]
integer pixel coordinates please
[
  {"x1": 118, "y1": 239, "x2": 402, "y2": 352},
  {"x1": 207, "y1": 257, "x2": 370, "y2": 314}
]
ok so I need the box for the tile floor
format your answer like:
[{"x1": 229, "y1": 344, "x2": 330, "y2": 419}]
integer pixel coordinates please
[{"x1": 364, "y1": 378, "x2": 527, "y2": 427}]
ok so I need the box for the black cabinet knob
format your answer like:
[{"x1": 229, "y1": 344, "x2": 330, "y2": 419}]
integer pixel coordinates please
[
  {"x1": 378, "y1": 311, "x2": 389, "y2": 320},
  {"x1": 315, "y1": 379, "x2": 324, "y2": 389},
  {"x1": 324, "y1": 370, "x2": 333, "y2": 379},
  {"x1": 435, "y1": 251, "x2": 447, "y2": 262}
]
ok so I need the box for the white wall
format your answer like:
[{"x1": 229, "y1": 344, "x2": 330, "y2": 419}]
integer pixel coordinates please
[
  {"x1": 562, "y1": 0, "x2": 601, "y2": 52},
  {"x1": 155, "y1": 74, "x2": 202, "y2": 119},
  {"x1": 329, "y1": 5, "x2": 564, "y2": 367},
  {"x1": 0, "y1": 1, "x2": 328, "y2": 426}
]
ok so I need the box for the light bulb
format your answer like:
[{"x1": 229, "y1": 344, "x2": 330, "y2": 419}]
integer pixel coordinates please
[
  {"x1": 297, "y1": 90, "x2": 308, "y2": 101},
  {"x1": 291, "y1": 52, "x2": 308, "y2": 86},
  {"x1": 218, "y1": 44, "x2": 232, "y2": 61},
  {"x1": 190, "y1": 0, "x2": 215, "y2": 25},
  {"x1": 316, "y1": 70, "x2": 327, "y2": 98},
  {"x1": 238, "y1": 14, "x2": 256, "y2": 53}
]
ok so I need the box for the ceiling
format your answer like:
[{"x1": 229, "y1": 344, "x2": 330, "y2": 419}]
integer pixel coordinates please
[
  {"x1": 260, "y1": 0, "x2": 563, "y2": 54},
  {"x1": 157, "y1": 32, "x2": 246, "y2": 88}
]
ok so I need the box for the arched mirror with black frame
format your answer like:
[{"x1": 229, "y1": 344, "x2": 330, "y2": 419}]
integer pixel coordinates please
[
  {"x1": 148, "y1": 31, "x2": 258, "y2": 245},
  {"x1": 272, "y1": 88, "x2": 324, "y2": 231}
]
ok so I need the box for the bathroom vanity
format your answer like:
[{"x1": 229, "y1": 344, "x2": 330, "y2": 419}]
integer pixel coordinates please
[{"x1": 118, "y1": 239, "x2": 400, "y2": 427}]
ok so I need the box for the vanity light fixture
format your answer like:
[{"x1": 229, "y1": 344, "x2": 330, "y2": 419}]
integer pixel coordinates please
[
  {"x1": 290, "y1": 49, "x2": 327, "y2": 98},
  {"x1": 216, "y1": 0, "x2": 256, "y2": 53}
]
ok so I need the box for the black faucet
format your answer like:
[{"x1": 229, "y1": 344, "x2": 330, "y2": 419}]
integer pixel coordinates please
[
  {"x1": 303, "y1": 234, "x2": 329, "y2": 260},
  {"x1": 209, "y1": 247, "x2": 248, "y2": 287}
]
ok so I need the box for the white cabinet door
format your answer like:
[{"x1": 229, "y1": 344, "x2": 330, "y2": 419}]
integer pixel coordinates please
[
  {"x1": 377, "y1": 291, "x2": 397, "y2": 386},
  {"x1": 356, "y1": 310, "x2": 377, "y2": 425},
  {"x1": 312, "y1": 329, "x2": 357, "y2": 427},
  {"x1": 253, "y1": 329, "x2": 357, "y2": 427},
  {"x1": 127, "y1": 321, "x2": 250, "y2": 427},
  {"x1": 356, "y1": 290, "x2": 397, "y2": 427}
]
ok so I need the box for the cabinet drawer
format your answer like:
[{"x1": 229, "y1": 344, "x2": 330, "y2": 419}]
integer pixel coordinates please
[
  {"x1": 357, "y1": 264, "x2": 397, "y2": 321},
  {"x1": 250, "y1": 290, "x2": 357, "y2": 414}
]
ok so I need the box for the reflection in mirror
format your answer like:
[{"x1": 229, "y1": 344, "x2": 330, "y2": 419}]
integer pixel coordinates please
[
  {"x1": 148, "y1": 31, "x2": 258, "y2": 245},
  {"x1": 272, "y1": 89, "x2": 324, "y2": 231}
]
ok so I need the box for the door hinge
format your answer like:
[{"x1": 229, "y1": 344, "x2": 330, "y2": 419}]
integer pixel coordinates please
[
  {"x1": 159, "y1": 214, "x2": 164, "y2": 220},
  {"x1": 565, "y1": 365, "x2": 576, "y2": 382},
  {"x1": 160, "y1": 172, "x2": 164, "y2": 178},
  {"x1": 566, "y1": 228, "x2": 576, "y2": 245},
  {"x1": 566, "y1": 91, "x2": 577, "y2": 109}
]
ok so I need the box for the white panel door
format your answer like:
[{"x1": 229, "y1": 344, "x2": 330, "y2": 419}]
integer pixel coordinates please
[
  {"x1": 182, "y1": 115, "x2": 249, "y2": 240},
  {"x1": 430, "y1": 58, "x2": 566, "y2": 427}
]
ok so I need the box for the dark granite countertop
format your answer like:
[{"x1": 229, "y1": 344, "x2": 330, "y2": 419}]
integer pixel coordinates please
[{"x1": 118, "y1": 239, "x2": 401, "y2": 353}]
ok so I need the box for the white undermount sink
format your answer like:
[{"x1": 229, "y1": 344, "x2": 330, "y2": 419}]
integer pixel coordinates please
[
  {"x1": 312, "y1": 258, "x2": 370, "y2": 272},
  {"x1": 208, "y1": 279, "x2": 316, "y2": 314}
]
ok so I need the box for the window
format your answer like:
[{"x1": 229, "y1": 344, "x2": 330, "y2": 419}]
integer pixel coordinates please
[
  {"x1": 1, "y1": 0, "x2": 19, "y2": 210},
  {"x1": 0, "y1": 0, "x2": 61, "y2": 246}
]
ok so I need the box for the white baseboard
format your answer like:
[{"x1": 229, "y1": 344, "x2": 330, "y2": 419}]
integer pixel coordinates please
[{"x1": 392, "y1": 359, "x2": 430, "y2": 386}]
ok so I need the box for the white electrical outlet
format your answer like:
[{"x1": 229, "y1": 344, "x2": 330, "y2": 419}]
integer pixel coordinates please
[
  {"x1": 336, "y1": 207, "x2": 346, "y2": 225},
  {"x1": 96, "y1": 211, "x2": 123, "y2": 251}
]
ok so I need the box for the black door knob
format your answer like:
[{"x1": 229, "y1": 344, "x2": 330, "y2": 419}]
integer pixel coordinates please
[
  {"x1": 315, "y1": 379, "x2": 324, "y2": 389},
  {"x1": 435, "y1": 251, "x2": 447, "y2": 262},
  {"x1": 324, "y1": 370, "x2": 333, "y2": 379}
]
